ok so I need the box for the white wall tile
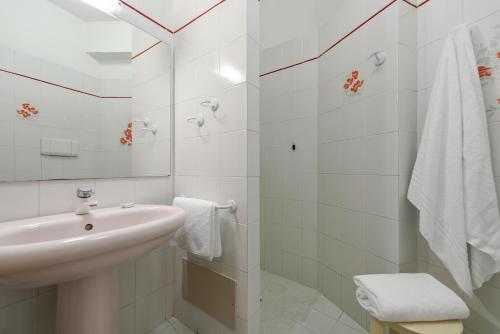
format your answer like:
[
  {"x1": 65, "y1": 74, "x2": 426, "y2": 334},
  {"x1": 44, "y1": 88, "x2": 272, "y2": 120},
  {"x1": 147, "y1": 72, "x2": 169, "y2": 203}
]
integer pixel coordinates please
[
  {"x1": 36, "y1": 289, "x2": 57, "y2": 334},
  {"x1": 365, "y1": 215, "x2": 400, "y2": 264},
  {"x1": 135, "y1": 287, "x2": 168, "y2": 334},
  {"x1": 365, "y1": 175, "x2": 398, "y2": 219},
  {"x1": 0, "y1": 182, "x2": 38, "y2": 222},
  {"x1": 417, "y1": 38, "x2": 445, "y2": 90},
  {"x1": 39, "y1": 179, "x2": 96, "y2": 216},
  {"x1": 463, "y1": 0, "x2": 500, "y2": 24},
  {"x1": 417, "y1": 0, "x2": 461, "y2": 46},
  {"x1": 318, "y1": 264, "x2": 341, "y2": 305},
  {"x1": 135, "y1": 177, "x2": 173, "y2": 205},
  {"x1": 120, "y1": 304, "x2": 135, "y2": 334},
  {"x1": 135, "y1": 250, "x2": 168, "y2": 300},
  {"x1": 95, "y1": 178, "x2": 136, "y2": 208},
  {"x1": 119, "y1": 260, "x2": 136, "y2": 308}
]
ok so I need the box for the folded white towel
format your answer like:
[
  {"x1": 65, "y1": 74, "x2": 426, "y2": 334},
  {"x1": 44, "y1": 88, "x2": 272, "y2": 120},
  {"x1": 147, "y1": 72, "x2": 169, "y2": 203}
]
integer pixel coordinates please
[
  {"x1": 172, "y1": 197, "x2": 222, "y2": 261},
  {"x1": 354, "y1": 273, "x2": 470, "y2": 322},
  {"x1": 407, "y1": 25, "x2": 500, "y2": 296}
]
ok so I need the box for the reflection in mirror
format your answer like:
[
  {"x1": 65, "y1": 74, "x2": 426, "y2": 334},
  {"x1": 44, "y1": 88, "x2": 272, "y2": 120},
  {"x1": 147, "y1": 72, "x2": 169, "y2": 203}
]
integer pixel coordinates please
[{"x1": 0, "y1": 0, "x2": 172, "y2": 181}]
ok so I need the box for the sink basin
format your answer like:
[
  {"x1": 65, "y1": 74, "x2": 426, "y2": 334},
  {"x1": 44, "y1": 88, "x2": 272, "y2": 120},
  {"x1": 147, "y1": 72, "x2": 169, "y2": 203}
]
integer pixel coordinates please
[{"x1": 0, "y1": 204, "x2": 185, "y2": 334}]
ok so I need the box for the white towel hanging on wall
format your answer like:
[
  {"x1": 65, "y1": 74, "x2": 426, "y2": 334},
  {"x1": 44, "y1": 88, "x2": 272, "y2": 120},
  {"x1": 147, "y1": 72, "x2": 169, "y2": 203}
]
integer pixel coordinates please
[
  {"x1": 408, "y1": 25, "x2": 500, "y2": 296},
  {"x1": 172, "y1": 197, "x2": 222, "y2": 261}
]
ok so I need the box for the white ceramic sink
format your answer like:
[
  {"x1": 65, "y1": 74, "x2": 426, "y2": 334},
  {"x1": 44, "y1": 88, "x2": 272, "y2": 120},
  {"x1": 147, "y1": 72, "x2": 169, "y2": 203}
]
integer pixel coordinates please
[{"x1": 0, "y1": 204, "x2": 185, "y2": 334}]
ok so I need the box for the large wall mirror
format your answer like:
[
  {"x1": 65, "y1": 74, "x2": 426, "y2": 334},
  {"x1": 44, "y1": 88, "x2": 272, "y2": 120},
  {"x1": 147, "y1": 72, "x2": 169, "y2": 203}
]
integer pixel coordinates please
[{"x1": 0, "y1": 0, "x2": 173, "y2": 181}]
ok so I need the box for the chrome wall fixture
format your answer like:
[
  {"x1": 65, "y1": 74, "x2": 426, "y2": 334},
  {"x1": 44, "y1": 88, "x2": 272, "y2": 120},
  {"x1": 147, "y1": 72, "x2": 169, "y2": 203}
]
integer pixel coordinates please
[
  {"x1": 215, "y1": 200, "x2": 237, "y2": 213},
  {"x1": 371, "y1": 51, "x2": 386, "y2": 67},
  {"x1": 133, "y1": 117, "x2": 158, "y2": 135},
  {"x1": 200, "y1": 98, "x2": 219, "y2": 112},
  {"x1": 179, "y1": 195, "x2": 237, "y2": 213},
  {"x1": 187, "y1": 113, "x2": 205, "y2": 127},
  {"x1": 186, "y1": 98, "x2": 221, "y2": 128},
  {"x1": 142, "y1": 125, "x2": 158, "y2": 135},
  {"x1": 133, "y1": 117, "x2": 150, "y2": 127}
]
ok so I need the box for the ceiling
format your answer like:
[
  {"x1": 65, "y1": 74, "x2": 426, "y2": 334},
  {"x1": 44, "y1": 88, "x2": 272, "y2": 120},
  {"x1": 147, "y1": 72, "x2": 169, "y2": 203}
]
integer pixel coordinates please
[{"x1": 49, "y1": 0, "x2": 116, "y2": 22}]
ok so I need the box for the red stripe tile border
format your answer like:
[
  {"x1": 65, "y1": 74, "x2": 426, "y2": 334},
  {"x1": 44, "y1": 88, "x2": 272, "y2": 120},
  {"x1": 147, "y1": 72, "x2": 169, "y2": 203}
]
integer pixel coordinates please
[
  {"x1": 119, "y1": 0, "x2": 225, "y2": 35},
  {"x1": 119, "y1": 0, "x2": 175, "y2": 34},
  {"x1": 402, "y1": 0, "x2": 431, "y2": 8},
  {"x1": 2, "y1": 1, "x2": 227, "y2": 96},
  {"x1": 125, "y1": 0, "x2": 435, "y2": 68},
  {"x1": 0, "y1": 68, "x2": 132, "y2": 99},
  {"x1": 318, "y1": 0, "x2": 398, "y2": 58},
  {"x1": 173, "y1": 0, "x2": 226, "y2": 33},
  {"x1": 402, "y1": 0, "x2": 418, "y2": 8},
  {"x1": 132, "y1": 41, "x2": 163, "y2": 60},
  {"x1": 125, "y1": 0, "x2": 226, "y2": 60},
  {"x1": 261, "y1": 0, "x2": 433, "y2": 77}
]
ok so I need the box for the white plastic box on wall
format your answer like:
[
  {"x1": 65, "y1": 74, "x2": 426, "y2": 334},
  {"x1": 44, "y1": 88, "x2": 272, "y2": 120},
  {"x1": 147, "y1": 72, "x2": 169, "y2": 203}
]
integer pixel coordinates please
[{"x1": 40, "y1": 138, "x2": 80, "y2": 157}]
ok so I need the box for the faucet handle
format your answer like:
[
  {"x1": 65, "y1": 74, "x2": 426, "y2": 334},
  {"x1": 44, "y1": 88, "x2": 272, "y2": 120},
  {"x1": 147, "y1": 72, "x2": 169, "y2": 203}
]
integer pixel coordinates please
[{"x1": 77, "y1": 188, "x2": 94, "y2": 199}]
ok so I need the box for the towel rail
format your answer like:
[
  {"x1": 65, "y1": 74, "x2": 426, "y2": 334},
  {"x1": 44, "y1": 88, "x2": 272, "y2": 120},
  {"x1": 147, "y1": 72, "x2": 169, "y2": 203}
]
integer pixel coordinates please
[
  {"x1": 178, "y1": 195, "x2": 237, "y2": 213},
  {"x1": 216, "y1": 200, "x2": 237, "y2": 213}
]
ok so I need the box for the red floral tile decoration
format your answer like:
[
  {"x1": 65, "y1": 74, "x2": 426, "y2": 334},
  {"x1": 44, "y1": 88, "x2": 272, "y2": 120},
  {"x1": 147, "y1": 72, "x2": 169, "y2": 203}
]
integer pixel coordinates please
[
  {"x1": 497, "y1": 52, "x2": 500, "y2": 58},
  {"x1": 478, "y1": 65, "x2": 493, "y2": 78},
  {"x1": 120, "y1": 122, "x2": 133, "y2": 146},
  {"x1": 497, "y1": 98, "x2": 500, "y2": 105},
  {"x1": 17, "y1": 103, "x2": 39, "y2": 119},
  {"x1": 343, "y1": 70, "x2": 365, "y2": 93}
]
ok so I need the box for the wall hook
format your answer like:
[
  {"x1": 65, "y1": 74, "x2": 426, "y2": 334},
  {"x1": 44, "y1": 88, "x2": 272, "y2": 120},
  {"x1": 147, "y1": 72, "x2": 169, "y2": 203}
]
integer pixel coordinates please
[
  {"x1": 187, "y1": 113, "x2": 205, "y2": 127},
  {"x1": 200, "y1": 98, "x2": 219, "y2": 112},
  {"x1": 142, "y1": 125, "x2": 158, "y2": 135},
  {"x1": 371, "y1": 51, "x2": 386, "y2": 67},
  {"x1": 132, "y1": 117, "x2": 150, "y2": 127}
]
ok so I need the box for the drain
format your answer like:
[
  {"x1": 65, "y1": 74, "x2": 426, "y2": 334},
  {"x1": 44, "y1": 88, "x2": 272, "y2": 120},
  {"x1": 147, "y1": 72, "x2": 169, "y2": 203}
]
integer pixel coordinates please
[{"x1": 84, "y1": 224, "x2": 93, "y2": 231}]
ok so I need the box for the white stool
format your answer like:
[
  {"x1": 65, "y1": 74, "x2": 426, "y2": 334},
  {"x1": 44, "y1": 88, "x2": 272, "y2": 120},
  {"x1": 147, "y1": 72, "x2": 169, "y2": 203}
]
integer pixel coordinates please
[{"x1": 370, "y1": 316, "x2": 463, "y2": 334}]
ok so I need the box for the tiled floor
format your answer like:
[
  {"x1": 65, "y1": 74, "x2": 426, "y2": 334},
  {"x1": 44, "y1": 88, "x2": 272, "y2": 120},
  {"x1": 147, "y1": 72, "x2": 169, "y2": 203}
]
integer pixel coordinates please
[
  {"x1": 261, "y1": 271, "x2": 369, "y2": 334},
  {"x1": 260, "y1": 271, "x2": 321, "y2": 333},
  {"x1": 151, "y1": 318, "x2": 196, "y2": 334},
  {"x1": 154, "y1": 271, "x2": 368, "y2": 334}
]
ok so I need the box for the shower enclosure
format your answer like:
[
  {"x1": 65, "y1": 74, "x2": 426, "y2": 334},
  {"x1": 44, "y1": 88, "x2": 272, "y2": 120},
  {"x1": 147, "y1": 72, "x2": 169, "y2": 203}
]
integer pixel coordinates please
[{"x1": 260, "y1": 1, "x2": 500, "y2": 334}]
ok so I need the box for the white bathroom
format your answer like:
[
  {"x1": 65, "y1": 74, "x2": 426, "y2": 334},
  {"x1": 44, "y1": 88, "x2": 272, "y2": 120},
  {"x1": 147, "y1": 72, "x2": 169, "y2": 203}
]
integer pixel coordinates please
[{"x1": 0, "y1": 0, "x2": 499, "y2": 334}]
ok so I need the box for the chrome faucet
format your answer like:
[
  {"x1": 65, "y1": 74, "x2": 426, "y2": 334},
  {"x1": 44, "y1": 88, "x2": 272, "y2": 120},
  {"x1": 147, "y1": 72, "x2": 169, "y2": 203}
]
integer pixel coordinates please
[{"x1": 75, "y1": 188, "x2": 98, "y2": 215}]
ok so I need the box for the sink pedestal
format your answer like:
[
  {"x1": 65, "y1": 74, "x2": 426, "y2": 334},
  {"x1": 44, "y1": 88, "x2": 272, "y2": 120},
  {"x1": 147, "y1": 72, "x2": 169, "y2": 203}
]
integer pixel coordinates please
[{"x1": 56, "y1": 269, "x2": 119, "y2": 334}]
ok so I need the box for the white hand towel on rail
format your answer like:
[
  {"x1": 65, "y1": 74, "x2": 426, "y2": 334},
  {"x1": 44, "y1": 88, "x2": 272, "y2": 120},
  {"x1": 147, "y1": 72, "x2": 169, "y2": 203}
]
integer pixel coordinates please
[
  {"x1": 172, "y1": 197, "x2": 222, "y2": 261},
  {"x1": 408, "y1": 25, "x2": 500, "y2": 296},
  {"x1": 353, "y1": 273, "x2": 470, "y2": 322}
]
